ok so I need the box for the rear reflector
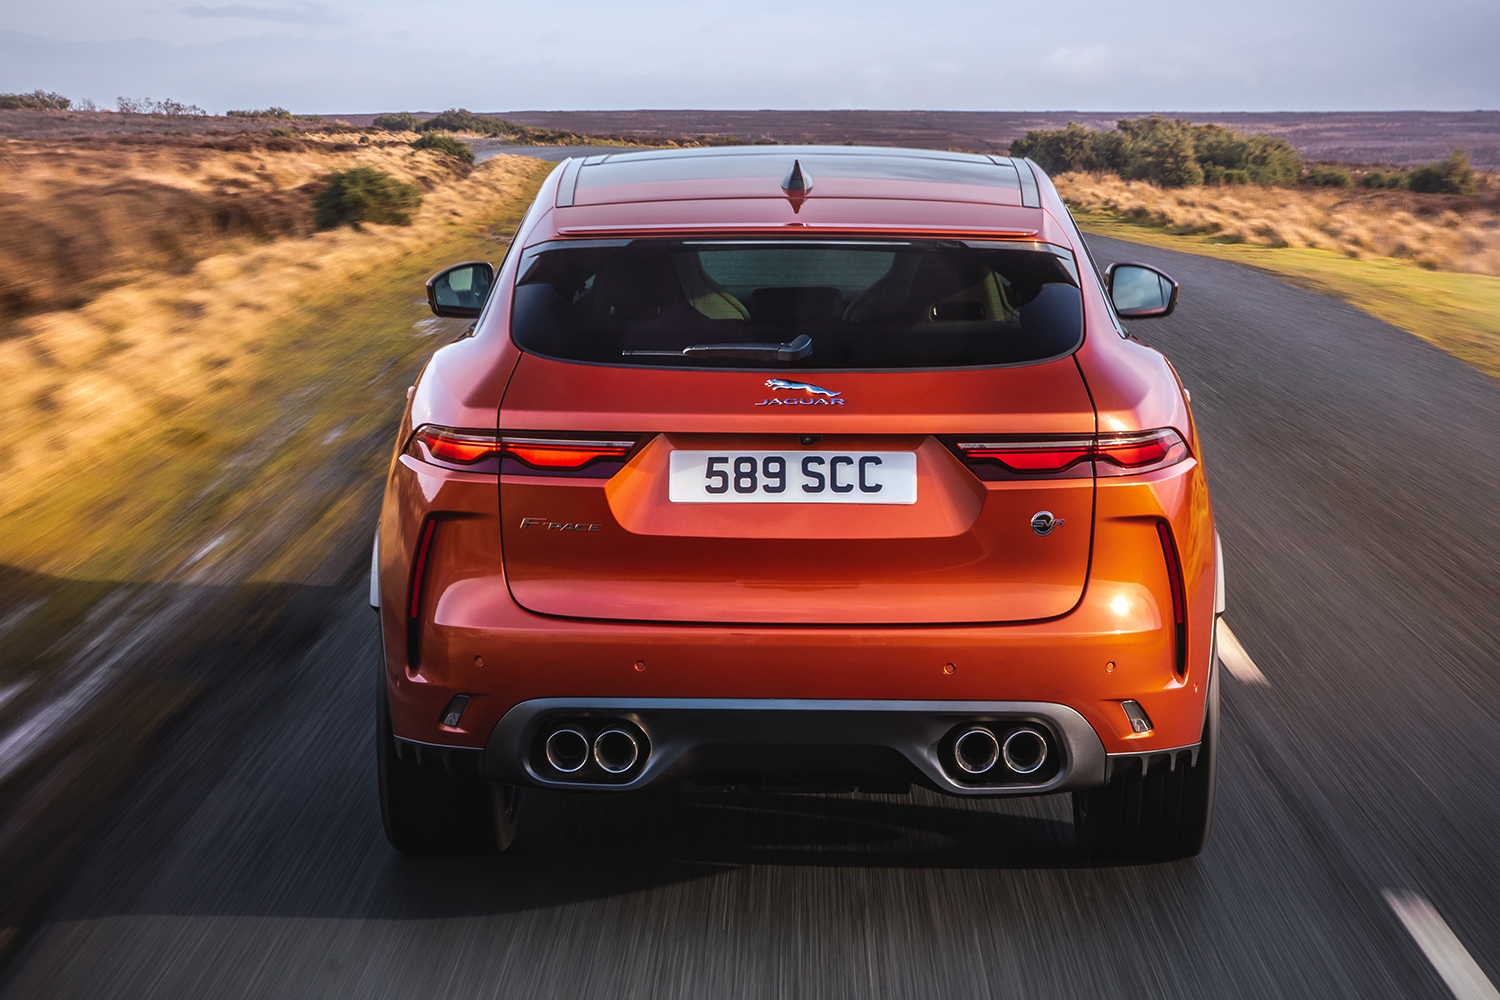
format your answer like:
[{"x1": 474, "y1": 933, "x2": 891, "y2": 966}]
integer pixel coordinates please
[
  {"x1": 1120, "y1": 700, "x2": 1154, "y2": 734},
  {"x1": 407, "y1": 426, "x2": 639, "y2": 478},
  {"x1": 440, "y1": 694, "x2": 470, "y2": 729},
  {"x1": 407, "y1": 517, "x2": 437, "y2": 667},
  {"x1": 950, "y1": 428, "x2": 1188, "y2": 479},
  {"x1": 409, "y1": 518, "x2": 436, "y2": 619},
  {"x1": 1157, "y1": 520, "x2": 1188, "y2": 676}
]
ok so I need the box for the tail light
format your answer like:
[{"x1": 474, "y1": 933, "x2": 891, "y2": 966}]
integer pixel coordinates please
[
  {"x1": 950, "y1": 438, "x2": 1094, "y2": 478},
  {"x1": 406, "y1": 426, "x2": 640, "y2": 478},
  {"x1": 1095, "y1": 429, "x2": 1189, "y2": 477},
  {"x1": 500, "y1": 436, "x2": 637, "y2": 477},
  {"x1": 408, "y1": 426, "x2": 502, "y2": 472},
  {"x1": 949, "y1": 429, "x2": 1188, "y2": 480}
]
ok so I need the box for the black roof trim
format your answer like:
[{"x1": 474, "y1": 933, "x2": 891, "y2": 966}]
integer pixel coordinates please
[
  {"x1": 573, "y1": 145, "x2": 1027, "y2": 193},
  {"x1": 1015, "y1": 158, "x2": 1042, "y2": 208}
]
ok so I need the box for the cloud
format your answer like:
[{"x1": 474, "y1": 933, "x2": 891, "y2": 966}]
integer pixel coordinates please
[
  {"x1": 3, "y1": 0, "x2": 1498, "y2": 116},
  {"x1": 180, "y1": 3, "x2": 341, "y2": 25},
  {"x1": 1047, "y1": 44, "x2": 1110, "y2": 78}
]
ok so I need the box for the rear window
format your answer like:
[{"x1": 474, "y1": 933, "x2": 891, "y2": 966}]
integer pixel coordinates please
[{"x1": 510, "y1": 238, "x2": 1083, "y2": 370}]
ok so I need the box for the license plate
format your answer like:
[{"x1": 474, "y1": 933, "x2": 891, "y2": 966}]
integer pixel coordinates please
[{"x1": 668, "y1": 451, "x2": 917, "y2": 504}]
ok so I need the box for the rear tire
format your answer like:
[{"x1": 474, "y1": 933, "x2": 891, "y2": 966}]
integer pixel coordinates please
[
  {"x1": 377, "y1": 648, "x2": 519, "y2": 855},
  {"x1": 1072, "y1": 640, "x2": 1218, "y2": 862}
]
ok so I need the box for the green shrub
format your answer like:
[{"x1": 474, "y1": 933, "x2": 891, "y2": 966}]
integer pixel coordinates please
[
  {"x1": 118, "y1": 97, "x2": 207, "y2": 116},
  {"x1": 417, "y1": 108, "x2": 520, "y2": 136},
  {"x1": 0, "y1": 89, "x2": 71, "y2": 110},
  {"x1": 1307, "y1": 165, "x2": 1354, "y2": 188},
  {"x1": 1135, "y1": 133, "x2": 1204, "y2": 187},
  {"x1": 228, "y1": 107, "x2": 288, "y2": 119},
  {"x1": 1010, "y1": 115, "x2": 1302, "y2": 188},
  {"x1": 1116, "y1": 118, "x2": 1204, "y2": 187},
  {"x1": 312, "y1": 167, "x2": 422, "y2": 229},
  {"x1": 1238, "y1": 135, "x2": 1303, "y2": 185},
  {"x1": 227, "y1": 106, "x2": 321, "y2": 121},
  {"x1": 1203, "y1": 165, "x2": 1251, "y2": 185},
  {"x1": 1407, "y1": 149, "x2": 1476, "y2": 196},
  {"x1": 1010, "y1": 121, "x2": 1114, "y2": 173},
  {"x1": 411, "y1": 132, "x2": 475, "y2": 164},
  {"x1": 373, "y1": 112, "x2": 421, "y2": 132},
  {"x1": 268, "y1": 126, "x2": 294, "y2": 138},
  {"x1": 1364, "y1": 169, "x2": 1409, "y2": 190}
]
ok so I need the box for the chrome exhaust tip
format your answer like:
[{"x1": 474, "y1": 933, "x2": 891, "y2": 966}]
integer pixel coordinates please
[
  {"x1": 953, "y1": 727, "x2": 1001, "y2": 774},
  {"x1": 593, "y1": 728, "x2": 640, "y2": 774},
  {"x1": 544, "y1": 728, "x2": 590, "y2": 772},
  {"x1": 1002, "y1": 727, "x2": 1048, "y2": 775}
]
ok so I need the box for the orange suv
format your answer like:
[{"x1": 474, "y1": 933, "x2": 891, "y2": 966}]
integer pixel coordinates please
[{"x1": 373, "y1": 146, "x2": 1222, "y2": 861}]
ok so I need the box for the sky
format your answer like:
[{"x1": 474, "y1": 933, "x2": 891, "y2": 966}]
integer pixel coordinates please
[{"x1": 1, "y1": 0, "x2": 1497, "y2": 114}]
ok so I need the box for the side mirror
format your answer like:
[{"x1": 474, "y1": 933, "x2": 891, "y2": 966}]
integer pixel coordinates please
[
  {"x1": 1106, "y1": 262, "x2": 1179, "y2": 318},
  {"x1": 426, "y1": 261, "x2": 494, "y2": 318}
]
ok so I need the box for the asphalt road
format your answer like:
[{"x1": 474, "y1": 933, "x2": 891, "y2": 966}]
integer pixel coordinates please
[{"x1": 3, "y1": 237, "x2": 1499, "y2": 999}]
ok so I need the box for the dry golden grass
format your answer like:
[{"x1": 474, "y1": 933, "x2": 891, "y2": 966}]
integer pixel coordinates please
[
  {"x1": 0, "y1": 131, "x2": 475, "y2": 319},
  {"x1": 0, "y1": 146, "x2": 544, "y2": 518},
  {"x1": 1054, "y1": 172, "x2": 1500, "y2": 276}
]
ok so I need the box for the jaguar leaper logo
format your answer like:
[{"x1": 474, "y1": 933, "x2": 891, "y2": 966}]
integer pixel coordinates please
[
  {"x1": 757, "y1": 379, "x2": 846, "y2": 406},
  {"x1": 765, "y1": 379, "x2": 840, "y2": 397}
]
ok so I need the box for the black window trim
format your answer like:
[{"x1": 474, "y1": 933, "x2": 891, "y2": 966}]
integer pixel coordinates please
[{"x1": 507, "y1": 234, "x2": 1088, "y2": 374}]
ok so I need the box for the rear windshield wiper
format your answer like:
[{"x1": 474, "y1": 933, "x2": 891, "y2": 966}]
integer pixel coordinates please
[{"x1": 623, "y1": 334, "x2": 812, "y2": 361}]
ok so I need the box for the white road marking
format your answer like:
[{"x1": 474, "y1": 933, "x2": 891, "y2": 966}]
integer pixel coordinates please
[
  {"x1": 1385, "y1": 890, "x2": 1500, "y2": 1000},
  {"x1": 1216, "y1": 619, "x2": 1269, "y2": 684}
]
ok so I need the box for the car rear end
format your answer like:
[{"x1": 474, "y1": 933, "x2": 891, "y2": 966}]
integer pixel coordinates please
[{"x1": 376, "y1": 147, "x2": 1219, "y2": 858}]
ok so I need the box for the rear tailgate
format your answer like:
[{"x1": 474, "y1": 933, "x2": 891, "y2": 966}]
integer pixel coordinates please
[{"x1": 498, "y1": 355, "x2": 1095, "y2": 624}]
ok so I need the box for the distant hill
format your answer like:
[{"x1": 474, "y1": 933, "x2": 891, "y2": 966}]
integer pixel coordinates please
[{"x1": 327, "y1": 110, "x2": 1500, "y2": 169}]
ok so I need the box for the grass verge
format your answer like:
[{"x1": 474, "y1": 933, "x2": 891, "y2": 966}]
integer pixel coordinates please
[
  {"x1": 1075, "y1": 211, "x2": 1500, "y2": 382},
  {"x1": 0, "y1": 159, "x2": 552, "y2": 960},
  {"x1": 3, "y1": 156, "x2": 550, "y2": 579},
  {"x1": 1056, "y1": 171, "x2": 1500, "y2": 276}
]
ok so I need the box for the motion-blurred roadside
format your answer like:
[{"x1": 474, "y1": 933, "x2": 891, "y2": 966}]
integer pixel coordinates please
[{"x1": 0, "y1": 104, "x2": 550, "y2": 953}]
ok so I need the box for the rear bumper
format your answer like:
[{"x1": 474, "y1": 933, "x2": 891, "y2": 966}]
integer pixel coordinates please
[
  {"x1": 392, "y1": 570, "x2": 1211, "y2": 759},
  {"x1": 478, "y1": 697, "x2": 1107, "y2": 796},
  {"x1": 381, "y1": 434, "x2": 1219, "y2": 764}
]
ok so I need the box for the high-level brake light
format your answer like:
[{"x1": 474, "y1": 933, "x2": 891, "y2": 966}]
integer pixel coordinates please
[{"x1": 407, "y1": 426, "x2": 639, "y2": 477}]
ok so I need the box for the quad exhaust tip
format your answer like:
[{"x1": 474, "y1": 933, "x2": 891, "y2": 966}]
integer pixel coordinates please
[
  {"x1": 954, "y1": 728, "x2": 1001, "y2": 774},
  {"x1": 544, "y1": 724, "x2": 644, "y2": 776},
  {"x1": 593, "y1": 728, "x2": 640, "y2": 774},
  {"x1": 544, "y1": 728, "x2": 590, "y2": 772},
  {"x1": 952, "y1": 725, "x2": 1050, "y2": 777},
  {"x1": 1001, "y1": 727, "x2": 1048, "y2": 774}
]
